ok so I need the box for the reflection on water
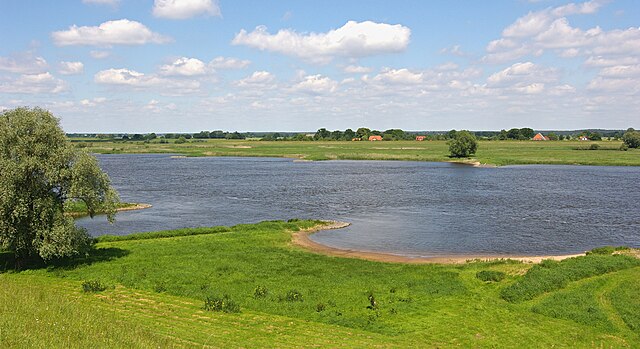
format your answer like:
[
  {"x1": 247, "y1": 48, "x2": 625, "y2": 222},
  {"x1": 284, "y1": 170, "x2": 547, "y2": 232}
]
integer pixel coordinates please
[{"x1": 77, "y1": 154, "x2": 640, "y2": 256}]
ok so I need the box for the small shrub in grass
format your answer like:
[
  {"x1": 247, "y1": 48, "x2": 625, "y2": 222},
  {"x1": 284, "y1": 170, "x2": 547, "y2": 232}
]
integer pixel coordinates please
[
  {"x1": 476, "y1": 270, "x2": 506, "y2": 282},
  {"x1": 589, "y1": 143, "x2": 600, "y2": 150},
  {"x1": 315, "y1": 303, "x2": 326, "y2": 312},
  {"x1": 367, "y1": 292, "x2": 378, "y2": 310},
  {"x1": 253, "y1": 285, "x2": 268, "y2": 299},
  {"x1": 620, "y1": 143, "x2": 629, "y2": 151},
  {"x1": 283, "y1": 289, "x2": 303, "y2": 302},
  {"x1": 203, "y1": 294, "x2": 240, "y2": 313},
  {"x1": 82, "y1": 280, "x2": 107, "y2": 293},
  {"x1": 287, "y1": 218, "x2": 300, "y2": 223}
]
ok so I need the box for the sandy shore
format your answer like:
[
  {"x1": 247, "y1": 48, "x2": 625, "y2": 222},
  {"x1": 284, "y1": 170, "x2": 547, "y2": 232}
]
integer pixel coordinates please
[
  {"x1": 292, "y1": 221, "x2": 585, "y2": 264},
  {"x1": 67, "y1": 203, "x2": 152, "y2": 218}
]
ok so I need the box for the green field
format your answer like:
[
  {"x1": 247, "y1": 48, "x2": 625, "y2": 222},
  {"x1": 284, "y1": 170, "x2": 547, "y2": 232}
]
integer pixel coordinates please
[
  {"x1": 2, "y1": 220, "x2": 639, "y2": 348},
  {"x1": 76, "y1": 139, "x2": 640, "y2": 166}
]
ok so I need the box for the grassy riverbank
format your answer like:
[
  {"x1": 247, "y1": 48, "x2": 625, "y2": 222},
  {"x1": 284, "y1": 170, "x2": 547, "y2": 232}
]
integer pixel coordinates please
[
  {"x1": 64, "y1": 201, "x2": 149, "y2": 218},
  {"x1": 1, "y1": 220, "x2": 639, "y2": 347},
  {"x1": 77, "y1": 139, "x2": 640, "y2": 166}
]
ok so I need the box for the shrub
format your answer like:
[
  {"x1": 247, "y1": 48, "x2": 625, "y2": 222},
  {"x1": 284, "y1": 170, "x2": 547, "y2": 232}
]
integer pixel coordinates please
[
  {"x1": 622, "y1": 129, "x2": 640, "y2": 148},
  {"x1": 620, "y1": 143, "x2": 629, "y2": 151},
  {"x1": 204, "y1": 294, "x2": 240, "y2": 313},
  {"x1": 284, "y1": 289, "x2": 303, "y2": 302},
  {"x1": 175, "y1": 136, "x2": 187, "y2": 144},
  {"x1": 315, "y1": 303, "x2": 326, "y2": 312},
  {"x1": 589, "y1": 143, "x2": 600, "y2": 150},
  {"x1": 586, "y1": 246, "x2": 630, "y2": 255},
  {"x1": 82, "y1": 280, "x2": 107, "y2": 293},
  {"x1": 367, "y1": 292, "x2": 378, "y2": 310},
  {"x1": 476, "y1": 270, "x2": 506, "y2": 282},
  {"x1": 253, "y1": 285, "x2": 268, "y2": 299},
  {"x1": 448, "y1": 130, "x2": 478, "y2": 158}
]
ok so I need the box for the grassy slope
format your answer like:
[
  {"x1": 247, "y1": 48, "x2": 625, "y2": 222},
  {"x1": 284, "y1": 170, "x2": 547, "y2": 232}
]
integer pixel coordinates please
[
  {"x1": 1, "y1": 220, "x2": 639, "y2": 348},
  {"x1": 78, "y1": 139, "x2": 640, "y2": 166}
]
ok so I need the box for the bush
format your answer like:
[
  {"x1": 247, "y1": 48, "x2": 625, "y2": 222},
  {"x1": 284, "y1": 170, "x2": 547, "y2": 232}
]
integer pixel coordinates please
[
  {"x1": 620, "y1": 143, "x2": 629, "y2": 151},
  {"x1": 82, "y1": 280, "x2": 108, "y2": 293},
  {"x1": 476, "y1": 270, "x2": 506, "y2": 282},
  {"x1": 284, "y1": 289, "x2": 303, "y2": 302},
  {"x1": 586, "y1": 246, "x2": 629, "y2": 255},
  {"x1": 175, "y1": 136, "x2": 187, "y2": 144},
  {"x1": 315, "y1": 303, "x2": 326, "y2": 312},
  {"x1": 204, "y1": 294, "x2": 240, "y2": 313},
  {"x1": 253, "y1": 285, "x2": 268, "y2": 298},
  {"x1": 448, "y1": 130, "x2": 478, "y2": 158},
  {"x1": 589, "y1": 143, "x2": 600, "y2": 150},
  {"x1": 622, "y1": 129, "x2": 640, "y2": 148}
]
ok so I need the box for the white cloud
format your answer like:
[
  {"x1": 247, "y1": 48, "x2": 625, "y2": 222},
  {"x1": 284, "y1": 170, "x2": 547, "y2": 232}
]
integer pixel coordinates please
[
  {"x1": 159, "y1": 57, "x2": 207, "y2": 76},
  {"x1": 152, "y1": 0, "x2": 221, "y2": 19},
  {"x1": 373, "y1": 68, "x2": 423, "y2": 84},
  {"x1": 234, "y1": 71, "x2": 276, "y2": 87},
  {"x1": 58, "y1": 61, "x2": 84, "y2": 75},
  {"x1": 52, "y1": 19, "x2": 171, "y2": 46},
  {"x1": 584, "y1": 56, "x2": 640, "y2": 67},
  {"x1": 82, "y1": 0, "x2": 119, "y2": 5},
  {"x1": 487, "y1": 62, "x2": 558, "y2": 87},
  {"x1": 90, "y1": 50, "x2": 111, "y2": 59},
  {"x1": 439, "y1": 44, "x2": 467, "y2": 56},
  {"x1": 0, "y1": 53, "x2": 48, "y2": 74},
  {"x1": 343, "y1": 65, "x2": 372, "y2": 74},
  {"x1": 80, "y1": 97, "x2": 107, "y2": 107},
  {"x1": 209, "y1": 56, "x2": 251, "y2": 69},
  {"x1": 94, "y1": 68, "x2": 200, "y2": 92},
  {"x1": 0, "y1": 72, "x2": 68, "y2": 94},
  {"x1": 292, "y1": 75, "x2": 338, "y2": 94},
  {"x1": 232, "y1": 20, "x2": 411, "y2": 64}
]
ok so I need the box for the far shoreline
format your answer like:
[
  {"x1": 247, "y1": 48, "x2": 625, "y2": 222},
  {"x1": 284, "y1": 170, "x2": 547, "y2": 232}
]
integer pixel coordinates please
[
  {"x1": 292, "y1": 221, "x2": 585, "y2": 264},
  {"x1": 67, "y1": 203, "x2": 152, "y2": 218}
]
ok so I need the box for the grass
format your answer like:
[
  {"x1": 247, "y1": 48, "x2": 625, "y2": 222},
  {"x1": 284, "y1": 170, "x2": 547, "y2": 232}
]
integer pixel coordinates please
[
  {"x1": 64, "y1": 200, "x2": 140, "y2": 218},
  {"x1": 1, "y1": 220, "x2": 639, "y2": 347},
  {"x1": 76, "y1": 139, "x2": 640, "y2": 166}
]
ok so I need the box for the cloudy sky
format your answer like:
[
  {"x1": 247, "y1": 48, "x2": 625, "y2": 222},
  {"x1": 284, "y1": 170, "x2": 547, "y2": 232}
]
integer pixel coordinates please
[{"x1": 0, "y1": 0, "x2": 638, "y2": 132}]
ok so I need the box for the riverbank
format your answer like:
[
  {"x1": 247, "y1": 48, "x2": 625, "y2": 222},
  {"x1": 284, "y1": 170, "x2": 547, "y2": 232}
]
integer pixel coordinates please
[
  {"x1": 65, "y1": 202, "x2": 152, "y2": 218},
  {"x1": 292, "y1": 221, "x2": 585, "y2": 264},
  {"x1": 1, "y1": 220, "x2": 638, "y2": 347},
  {"x1": 76, "y1": 139, "x2": 640, "y2": 167}
]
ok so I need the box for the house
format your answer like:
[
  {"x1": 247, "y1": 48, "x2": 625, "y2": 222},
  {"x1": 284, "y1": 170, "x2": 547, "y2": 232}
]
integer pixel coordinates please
[
  {"x1": 351, "y1": 137, "x2": 361, "y2": 141},
  {"x1": 368, "y1": 135, "x2": 383, "y2": 141},
  {"x1": 532, "y1": 133, "x2": 549, "y2": 141},
  {"x1": 416, "y1": 136, "x2": 426, "y2": 141},
  {"x1": 578, "y1": 136, "x2": 589, "y2": 141}
]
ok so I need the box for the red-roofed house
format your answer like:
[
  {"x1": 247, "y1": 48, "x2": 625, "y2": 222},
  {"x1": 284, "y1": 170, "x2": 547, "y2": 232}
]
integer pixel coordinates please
[
  {"x1": 532, "y1": 133, "x2": 549, "y2": 141},
  {"x1": 368, "y1": 135, "x2": 383, "y2": 141},
  {"x1": 416, "y1": 136, "x2": 426, "y2": 141}
]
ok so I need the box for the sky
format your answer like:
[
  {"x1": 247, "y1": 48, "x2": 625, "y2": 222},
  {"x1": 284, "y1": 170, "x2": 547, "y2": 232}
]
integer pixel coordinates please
[{"x1": 0, "y1": 0, "x2": 638, "y2": 132}]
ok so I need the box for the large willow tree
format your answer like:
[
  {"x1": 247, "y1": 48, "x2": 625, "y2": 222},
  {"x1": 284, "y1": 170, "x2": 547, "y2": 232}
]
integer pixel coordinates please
[{"x1": 0, "y1": 107, "x2": 119, "y2": 263}]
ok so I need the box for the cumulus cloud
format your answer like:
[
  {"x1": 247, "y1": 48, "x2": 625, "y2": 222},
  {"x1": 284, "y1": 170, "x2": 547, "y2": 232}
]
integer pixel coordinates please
[
  {"x1": 232, "y1": 20, "x2": 411, "y2": 64},
  {"x1": 52, "y1": 19, "x2": 171, "y2": 46},
  {"x1": 373, "y1": 68, "x2": 423, "y2": 85},
  {"x1": 343, "y1": 65, "x2": 372, "y2": 74},
  {"x1": 80, "y1": 97, "x2": 107, "y2": 107},
  {"x1": 487, "y1": 62, "x2": 558, "y2": 87},
  {"x1": 292, "y1": 75, "x2": 338, "y2": 94},
  {"x1": 234, "y1": 71, "x2": 276, "y2": 87},
  {"x1": 0, "y1": 72, "x2": 68, "y2": 94},
  {"x1": 209, "y1": 56, "x2": 251, "y2": 69},
  {"x1": 152, "y1": 0, "x2": 221, "y2": 19},
  {"x1": 94, "y1": 68, "x2": 200, "y2": 92},
  {"x1": 159, "y1": 57, "x2": 208, "y2": 76},
  {"x1": 90, "y1": 50, "x2": 111, "y2": 59},
  {"x1": 58, "y1": 61, "x2": 84, "y2": 75},
  {"x1": 0, "y1": 53, "x2": 48, "y2": 74}
]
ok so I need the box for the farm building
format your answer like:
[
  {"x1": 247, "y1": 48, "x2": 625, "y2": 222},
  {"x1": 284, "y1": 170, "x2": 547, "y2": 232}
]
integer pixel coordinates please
[
  {"x1": 578, "y1": 136, "x2": 589, "y2": 141},
  {"x1": 368, "y1": 135, "x2": 383, "y2": 141},
  {"x1": 532, "y1": 133, "x2": 549, "y2": 141},
  {"x1": 416, "y1": 136, "x2": 426, "y2": 141}
]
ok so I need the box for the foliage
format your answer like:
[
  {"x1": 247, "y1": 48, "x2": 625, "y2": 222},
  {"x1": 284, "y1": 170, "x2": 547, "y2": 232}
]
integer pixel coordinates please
[
  {"x1": 622, "y1": 128, "x2": 640, "y2": 148},
  {"x1": 589, "y1": 143, "x2": 600, "y2": 150},
  {"x1": 253, "y1": 285, "x2": 269, "y2": 298},
  {"x1": 448, "y1": 130, "x2": 478, "y2": 157},
  {"x1": 476, "y1": 270, "x2": 506, "y2": 282},
  {"x1": 174, "y1": 136, "x2": 187, "y2": 144},
  {"x1": 204, "y1": 294, "x2": 241, "y2": 313},
  {"x1": 0, "y1": 108, "x2": 119, "y2": 262},
  {"x1": 82, "y1": 279, "x2": 108, "y2": 293},
  {"x1": 610, "y1": 278, "x2": 640, "y2": 331},
  {"x1": 585, "y1": 246, "x2": 629, "y2": 255},
  {"x1": 500, "y1": 255, "x2": 640, "y2": 302},
  {"x1": 284, "y1": 289, "x2": 304, "y2": 302}
]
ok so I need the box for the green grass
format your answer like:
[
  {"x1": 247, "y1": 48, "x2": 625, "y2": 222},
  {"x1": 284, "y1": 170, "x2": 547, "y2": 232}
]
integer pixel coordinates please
[
  {"x1": 64, "y1": 200, "x2": 139, "y2": 217},
  {"x1": 1, "y1": 220, "x2": 639, "y2": 347},
  {"x1": 78, "y1": 139, "x2": 640, "y2": 166}
]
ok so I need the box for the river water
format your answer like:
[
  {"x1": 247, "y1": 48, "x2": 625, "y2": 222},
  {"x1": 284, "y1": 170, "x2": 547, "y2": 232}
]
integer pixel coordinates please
[{"x1": 77, "y1": 154, "x2": 640, "y2": 257}]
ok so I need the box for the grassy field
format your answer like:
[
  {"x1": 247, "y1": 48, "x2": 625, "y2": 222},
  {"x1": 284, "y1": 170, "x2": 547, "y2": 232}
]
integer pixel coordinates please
[
  {"x1": 2, "y1": 220, "x2": 639, "y2": 348},
  {"x1": 75, "y1": 139, "x2": 640, "y2": 166}
]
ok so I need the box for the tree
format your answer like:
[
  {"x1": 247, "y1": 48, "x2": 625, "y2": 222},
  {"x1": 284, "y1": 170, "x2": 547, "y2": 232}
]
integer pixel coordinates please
[
  {"x1": 623, "y1": 128, "x2": 640, "y2": 148},
  {"x1": 519, "y1": 128, "x2": 534, "y2": 139},
  {"x1": 0, "y1": 108, "x2": 119, "y2": 265},
  {"x1": 314, "y1": 128, "x2": 331, "y2": 140},
  {"x1": 448, "y1": 130, "x2": 478, "y2": 158}
]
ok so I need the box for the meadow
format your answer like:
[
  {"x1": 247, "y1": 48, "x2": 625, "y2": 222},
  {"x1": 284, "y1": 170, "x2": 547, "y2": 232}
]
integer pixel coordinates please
[
  {"x1": 2, "y1": 220, "x2": 639, "y2": 348},
  {"x1": 75, "y1": 139, "x2": 640, "y2": 166}
]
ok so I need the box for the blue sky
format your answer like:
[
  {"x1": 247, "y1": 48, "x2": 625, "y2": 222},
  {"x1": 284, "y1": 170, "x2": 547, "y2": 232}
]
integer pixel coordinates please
[{"x1": 0, "y1": 0, "x2": 638, "y2": 132}]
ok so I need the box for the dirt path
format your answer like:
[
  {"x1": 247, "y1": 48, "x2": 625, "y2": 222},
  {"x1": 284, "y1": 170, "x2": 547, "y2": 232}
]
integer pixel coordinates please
[{"x1": 292, "y1": 221, "x2": 585, "y2": 264}]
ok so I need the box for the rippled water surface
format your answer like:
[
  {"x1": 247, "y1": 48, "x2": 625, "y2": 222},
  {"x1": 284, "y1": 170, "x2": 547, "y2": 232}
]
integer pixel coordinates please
[{"x1": 77, "y1": 154, "x2": 640, "y2": 256}]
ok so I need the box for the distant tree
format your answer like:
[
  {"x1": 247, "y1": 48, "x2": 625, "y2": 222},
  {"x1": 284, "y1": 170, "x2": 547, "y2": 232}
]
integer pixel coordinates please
[
  {"x1": 132, "y1": 134, "x2": 144, "y2": 141},
  {"x1": 210, "y1": 130, "x2": 226, "y2": 139},
  {"x1": 145, "y1": 133, "x2": 157, "y2": 141},
  {"x1": 0, "y1": 108, "x2": 119, "y2": 266},
  {"x1": 193, "y1": 131, "x2": 210, "y2": 139},
  {"x1": 175, "y1": 136, "x2": 187, "y2": 144},
  {"x1": 121, "y1": 135, "x2": 130, "y2": 141},
  {"x1": 343, "y1": 128, "x2": 356, "y2": 140},
  {"x1": 448, "y1": 130, "x2": 478, "y2": 158},
  {"x1": 330, "y1": 130, "x2": 343, "y2": 140},
  {"x1": 520, "y1": 128, "x2": 534, "y2": 139},
  {"x1": 356, "y1": 128, "x2": 371, "y2": 139},
  {"x1": 623, "y1": 129, "x2": 640, "y2": 148},
  {"x1": 225, "y1": 131, "x2": 244, "y2": 140},
  {"x1": 447, "y1": 129, "x2": 458, "y2": 139},
  {"x1": 590, "y1": 132, "x2": 602, "y2": 141},
  {"x1": 506, "y1": 128, "x2": 521, "y2": 140},
  {"x1": 183, "y1": 134, "x2": 192, "y2": 139},
  {"x1": 547, "y1": 132, "x2": 559, "y2": 141},
  {"x1": 498, "y1": 129, "x2": 508, "y2": 140},
  {"x1": 314, "y1": 128, "x2": 331, "y2": 140}
]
